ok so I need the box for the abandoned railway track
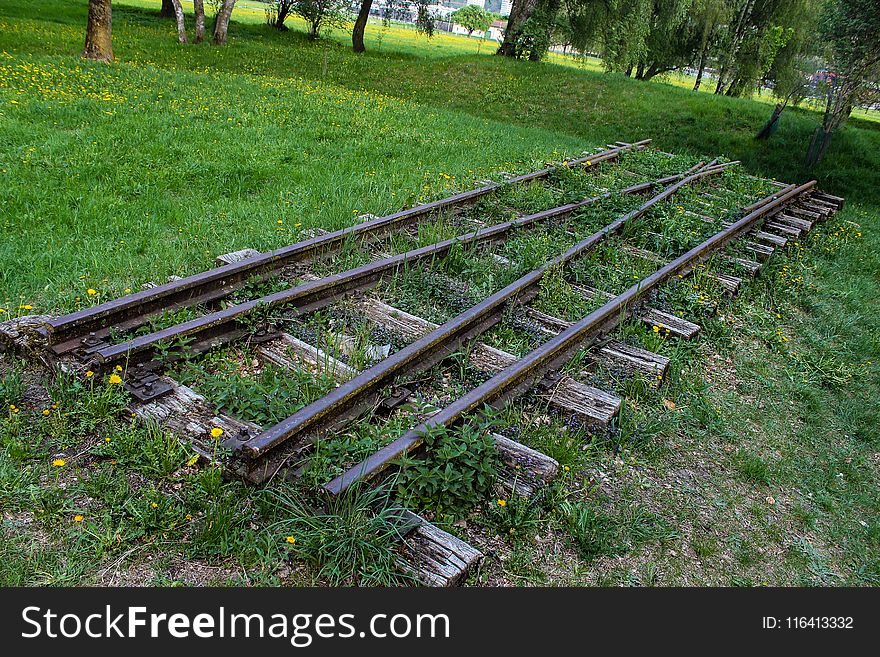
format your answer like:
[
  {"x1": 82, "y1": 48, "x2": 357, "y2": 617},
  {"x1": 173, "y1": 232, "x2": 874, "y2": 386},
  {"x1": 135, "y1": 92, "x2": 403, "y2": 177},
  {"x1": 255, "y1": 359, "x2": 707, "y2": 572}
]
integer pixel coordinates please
[{"x1": 0, "y1": 142, "x2": 845, "y2": 586}]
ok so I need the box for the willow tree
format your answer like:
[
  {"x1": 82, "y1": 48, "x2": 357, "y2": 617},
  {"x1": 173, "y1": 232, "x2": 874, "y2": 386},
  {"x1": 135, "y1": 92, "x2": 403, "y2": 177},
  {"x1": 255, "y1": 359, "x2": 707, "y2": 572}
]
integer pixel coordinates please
[
  {"x1": 711, "y1": 0, "x2": 807, "y2": 97},
  {"x1": 689, "y1": 0, "x2": 729, "y2": 91},
  {"x1": 82, "y1": 0, "x2": 113, "y2": 62},
  {"x1": 755, "y1": 2, "x2": 819, "y2": 139},
  {"x1": 806, "y1": 0, "x2": 880, "y2": 166},
  {"x1": 635, "y1": 0, "x2": 696, "y2": 80}
]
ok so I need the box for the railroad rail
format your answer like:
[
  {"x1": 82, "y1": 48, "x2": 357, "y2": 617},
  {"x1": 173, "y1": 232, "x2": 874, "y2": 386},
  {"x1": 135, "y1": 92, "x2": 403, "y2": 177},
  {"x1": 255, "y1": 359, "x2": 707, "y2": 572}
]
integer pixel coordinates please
[
  {"x1": 326, "y1": 180, "x2": 814, "y2": 494},
  {"x1": 1, "y1": 143, "x2": 845, "y2": 586},
  {"x1": 40, "y1": 141, "x2": 650, "y2": 358},
  {"x1": 84, "y1": 162, "x2": 726, "y2": 377},
  {"x1": 231, "y1": 160, "x2": 736, "y2": 481}
]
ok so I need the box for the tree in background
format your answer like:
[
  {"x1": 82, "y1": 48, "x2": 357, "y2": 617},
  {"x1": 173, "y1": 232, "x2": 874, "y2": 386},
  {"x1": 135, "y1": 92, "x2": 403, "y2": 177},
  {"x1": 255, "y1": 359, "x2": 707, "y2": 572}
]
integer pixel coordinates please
[
  {"x1": 631, "y1": 0, "x2": 696, "y2": 80},
  {"x1": 710, "y1": 0, "x2": 807, "y2": 97},
  {"x1": 688, "y1": 0, "x2": 729, "y2": 91},
  {"x1": 352, "y1": 0, "x2": 373, "y2": 53},
  {"x1": 212, "y1": 0, "x2": 237, "y2": 45},
  {"x1": 451, "y1": 4, "x2": 493, "y2": 37},
  {"x1": 82, "y1": 0, "x2": 113, "y2": 62},
  {"x1": 159, "y1": 0, "x2": 175, "y2": 19},
  {"x1": 352, "y1": 0, "x2": 435, "y2": 53},
  {"x1": 498, "y1": 0, "x2": 561, "y2": 60},
  {"x1": 266, "y1": 0, "x2": 295, "y2": 30},
  {"x1": 497, "y1": 0, "x2": 539, "y2": 57},
  {"x1": 755, "y1": 2, "x2": 820, "y2": 139},
  {"x1": 169, "y1": 0, "x2": 206, "y2": 43},
  {"x1": 806, "y1": 0, "x2": 880, "y2": 166},
  {"x1": 292, "y1": 0, "x2": 348, "y2": 39}
]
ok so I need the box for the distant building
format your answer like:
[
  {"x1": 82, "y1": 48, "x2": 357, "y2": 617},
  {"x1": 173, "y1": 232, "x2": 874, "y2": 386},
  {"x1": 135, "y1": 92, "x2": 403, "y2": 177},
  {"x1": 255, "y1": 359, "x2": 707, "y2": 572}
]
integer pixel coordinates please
[
  {"x1": 499, "y1": 0, "x2": 512, "y2": 16},
  {"x1": 448, "y1": 18, "x2": 506, "y2": 42},
  {"x1": 466, "y1": 0, "x2": 486, "y2": 6}
]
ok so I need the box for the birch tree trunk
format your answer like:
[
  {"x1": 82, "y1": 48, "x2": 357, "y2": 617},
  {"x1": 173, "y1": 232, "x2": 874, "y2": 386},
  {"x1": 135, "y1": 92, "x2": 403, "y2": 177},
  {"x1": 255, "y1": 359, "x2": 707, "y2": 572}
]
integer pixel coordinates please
[
  {"x1": 82, "y1": 0, "x2": 113, "y2": 62},
  {"x1": 213, "y1": 0, "x2": 237, "y2": 45},
  {"x1": 170, "y1": 0, "x2": 188, "y2": 44},
  {"x1": 194, "y1": 0, "x2": 206, "y2": 43}
]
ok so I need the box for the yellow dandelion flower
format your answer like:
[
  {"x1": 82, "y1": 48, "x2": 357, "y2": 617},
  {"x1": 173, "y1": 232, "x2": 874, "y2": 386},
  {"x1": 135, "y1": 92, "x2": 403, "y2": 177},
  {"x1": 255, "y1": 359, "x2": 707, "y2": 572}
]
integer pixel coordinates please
[
  {"x1": 85, "y1": 370, "x2": 94, "y2": 378},
  {"x1": 150, "y1": 502, "x2": 158, "y2": 509},
  {"x1": 52, "y1": 458, "x2": 65, "y2": 467},
  {"x1": 20, "y1": 304, "x2": 33, "y2": 311},
  {"x1": 124, "y1": 288, "x2": 131, "y2": 294},
  {"x1": 497, "y1": 499, "x2": 507, "y2": 507},
  {"x1": 210, "y1": 427, "x2": 223, "y2": 438},
  {"x1": 286, "y1": 536, "x2": 296, "y2": 544},
  {"x1": 108, "y1": 374, "x2": 122, "y2": 385},
  {"x1": 42, "y1": 409, "x2": 50, "y2": 416},
  {"x1": 277, "y1": 219, "x2": 283, "y2": 225},
  {"x1": 652, "y1": 325, "x2": 660, "y2": 333},
  {"x1": 115, "y1": 365, "x2": 123, "y2": 372},
  {"x1": 87, "y1": 289, "x2": 97, "y2": 296},
  {"x1": 74, "y1": 515, "x2": 84, "y2": 522},
  {"x1": 563, "y1": 465, "x2": 570, "y2": 472}
]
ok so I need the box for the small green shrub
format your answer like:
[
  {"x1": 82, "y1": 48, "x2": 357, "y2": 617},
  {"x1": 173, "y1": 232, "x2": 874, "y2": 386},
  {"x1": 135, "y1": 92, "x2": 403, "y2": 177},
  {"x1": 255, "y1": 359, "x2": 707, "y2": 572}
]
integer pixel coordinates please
[{"x1": 396, "y1": 420, "x2": 500, "y2": 519}]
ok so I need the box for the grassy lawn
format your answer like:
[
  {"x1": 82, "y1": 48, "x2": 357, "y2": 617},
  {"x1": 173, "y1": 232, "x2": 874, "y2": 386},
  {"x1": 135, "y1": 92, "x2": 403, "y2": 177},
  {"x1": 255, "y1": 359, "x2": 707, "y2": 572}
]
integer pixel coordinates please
[{"x1": 0, "y1": 0, "x2": 877, "y2": 586}]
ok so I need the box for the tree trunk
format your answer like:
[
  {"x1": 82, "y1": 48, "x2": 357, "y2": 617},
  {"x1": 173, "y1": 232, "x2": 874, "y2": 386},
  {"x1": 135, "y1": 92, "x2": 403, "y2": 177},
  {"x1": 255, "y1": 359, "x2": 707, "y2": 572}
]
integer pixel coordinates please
[
  {"x1": 352, "y1": 0, "x2": 373, "y2": 53},
  {"x1": 635, "y1": 62, "x2": 646, "y2": 80},
  {"x1": 715, "y1": 0, "x2": 754, "y2": 96},
  {"x1": 805, "y1": 126, "x2": 832, "y2": 168},
  {"x1": 693, "y1": 44, "x2": 708, "y2": 91},
  {"x1": 212, "y1": 0, "x2": 236, "y2": 45},
  {"x1": 159, "y1": 0, "x2": 175, "y2": 18},
  {"x1": 82, "y1": 0, "x2": 113, "y2": 62},
  {"x1": 755, "y1": 103, "x2": 784, "y2": 140},
  {"x1": 170, "y1": 0, "x2": 188, "y2": 44},
  {"x1": 193, "y1": 0, "x2": 205, "y2": 43},
  {"x1": 498, "y1": 0, "x2": 539, "y2": 57},
  {"x1": 641, "y1": 65, "x2": 672, "y2": 82}
]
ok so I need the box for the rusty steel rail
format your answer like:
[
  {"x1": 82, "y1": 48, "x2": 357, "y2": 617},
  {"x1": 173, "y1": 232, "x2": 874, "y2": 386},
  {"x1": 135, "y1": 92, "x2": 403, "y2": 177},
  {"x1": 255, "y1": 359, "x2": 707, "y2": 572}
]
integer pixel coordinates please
[
  {"x1": 324, "y1": 179, "x2": 814, "y2": 495},
  {"x1": 42, "y1": 141, "x2": 650, "y2": 356},
  {"x1": 89, "y1": 162, "x2": 728, "y2": 370},
  {"x1": 233, "y1": 161, "x2": 736, "y2": 468}
]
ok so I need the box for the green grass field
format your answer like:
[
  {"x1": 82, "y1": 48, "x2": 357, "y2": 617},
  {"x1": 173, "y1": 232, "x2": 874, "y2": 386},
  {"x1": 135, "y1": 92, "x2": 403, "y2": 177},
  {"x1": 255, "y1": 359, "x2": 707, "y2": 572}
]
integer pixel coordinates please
[{"x1": 0, "y1": 0, "x2": 877, "y2": 586}]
